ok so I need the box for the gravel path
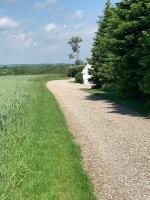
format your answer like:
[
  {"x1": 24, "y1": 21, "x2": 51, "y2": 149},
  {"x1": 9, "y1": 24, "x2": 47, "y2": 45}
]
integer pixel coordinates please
[{"x1": 47, "y1": 79, "x2": 150, "y2": 200}]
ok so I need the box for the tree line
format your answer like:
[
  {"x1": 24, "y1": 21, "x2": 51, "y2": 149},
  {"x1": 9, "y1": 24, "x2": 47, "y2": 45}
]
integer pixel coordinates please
[
  {"x1": 0, "y1": 64, "x2": 70, "y2": 76},
  {"x1": 90, "y1": 0, "x2": 150, "y2": 106}
]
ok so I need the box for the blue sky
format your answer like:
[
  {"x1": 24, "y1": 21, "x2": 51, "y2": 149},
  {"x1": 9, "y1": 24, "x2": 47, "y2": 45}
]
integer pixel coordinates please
[{"x1": 0, "y1": 0, "x2": 117, "y2": 64}]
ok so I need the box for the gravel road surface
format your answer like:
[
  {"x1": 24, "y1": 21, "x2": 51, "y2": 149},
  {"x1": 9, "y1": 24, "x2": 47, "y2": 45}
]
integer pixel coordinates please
[{"x1": 47, "y1": 79, "x2": 150, "y2": 200}]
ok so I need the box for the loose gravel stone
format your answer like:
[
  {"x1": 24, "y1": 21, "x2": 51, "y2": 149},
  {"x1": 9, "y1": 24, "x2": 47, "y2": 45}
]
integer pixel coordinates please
[{"x1": 47, "y1": 79, "x2": 150, "y2": 200}]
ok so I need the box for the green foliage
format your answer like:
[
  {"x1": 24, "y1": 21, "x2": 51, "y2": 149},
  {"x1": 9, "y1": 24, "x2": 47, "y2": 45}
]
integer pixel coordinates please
[
  {"x1": 67, "y1": 65, "x2": 84, "y2": 77},
  {"x1": 137, "y1": 29, "x2": 150, "y2": 98},
  {"x1": 75, "y1": 59, "x2": 83, "y2": 65},
  {"x1": 139, "y1": 73, "x2": 150, "y2": 95},
  {"x1": 90, "y1": 0, "x2": 150, "y2": 105},
  {"x1": 0, "y1": 75, "x2": 96, "y2": 200},
  {"x1": 0, "y1": 64, "x2": 70, "y2": 76},
  {"x1": 75, "y1": 72, "x2": 83, "y2": 83},
  {"x1": 68, "y1": 36, "x2": 83, "y2": 64},
  {"x1": 110, "y1": 0, "x2": 150, "y2": 99},
  {"x1": 102, "y1": 83, "x2": 117, "y2": 93},
  {"x1": 90, "y1": 0, "x2": 115, "y2": 87}
]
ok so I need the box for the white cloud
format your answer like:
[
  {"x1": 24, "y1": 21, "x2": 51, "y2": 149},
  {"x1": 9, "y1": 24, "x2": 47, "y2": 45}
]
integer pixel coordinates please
[
  {"x1": 63, "y1": 24, "x2": 67, "y2": 29},
  {"x1": 42, "y1": 21, "x2": 96, "y2": 45},
  {"x1": 4, "y1": 0, "x2": 15, "y2": 4},
  {"x1": 44, "y1": 23, "x2": 57, "y2": 32},
  {"x1": 48, "y1": 6, "x2": 65, "y2": 15},
  {"x1": 0, "y1": 17, "x2": 19, "y2": 28},
  {"x1": 0, "y1": 13, "x2": 96, "y2": 63},
  {"x1": 14, "y1": 33, "x2": 34, "y2": 47},
  {"x1": 73, "y1": 10, "x2": 84, "y2": 20},
  {"x1": 33, "y1": 0, "x2": 58, "y2": 10},
  {"x1": 0, "y1": 29, "x2": 36, "y2": 48},
  {"x1": 0, "y1": 17, "x2": 96, "y2": 49}
]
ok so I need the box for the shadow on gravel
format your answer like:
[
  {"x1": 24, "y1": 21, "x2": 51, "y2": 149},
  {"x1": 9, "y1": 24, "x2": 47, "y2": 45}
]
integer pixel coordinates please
[
  {"x1": 83, "y1": 92, "x2": 150, "y2": 119},
  {"x1": 69, "y1": 80, "x2": 76, "y2": 83}
]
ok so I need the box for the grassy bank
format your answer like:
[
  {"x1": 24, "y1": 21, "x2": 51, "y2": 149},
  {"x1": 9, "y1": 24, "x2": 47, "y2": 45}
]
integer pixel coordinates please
[
  {"x1": 85, "y1": 88, "x2": 150, "y2": 117},
  {"x1": 0, "y1": 75, "x2": 96, "y2": 200}
]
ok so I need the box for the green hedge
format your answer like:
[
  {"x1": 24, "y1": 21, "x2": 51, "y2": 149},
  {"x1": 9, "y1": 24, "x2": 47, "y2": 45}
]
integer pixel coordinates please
[{"x1": 75, "y1": 72, "x2": 83, "y2": 84}]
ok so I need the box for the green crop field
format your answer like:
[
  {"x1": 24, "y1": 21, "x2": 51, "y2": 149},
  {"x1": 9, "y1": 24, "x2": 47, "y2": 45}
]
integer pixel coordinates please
[{"x1": 0, "y1": 75, "x2": 95, "y2": 200}]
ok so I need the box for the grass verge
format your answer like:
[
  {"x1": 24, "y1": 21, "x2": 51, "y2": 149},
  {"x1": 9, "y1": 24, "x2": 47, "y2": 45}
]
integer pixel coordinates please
[
  {"x1": 84, "y1": 88, "x2": 150, "y2": 117},
  {"x1": 0, "y1": 75, "x2": 96, "y2": 200}
]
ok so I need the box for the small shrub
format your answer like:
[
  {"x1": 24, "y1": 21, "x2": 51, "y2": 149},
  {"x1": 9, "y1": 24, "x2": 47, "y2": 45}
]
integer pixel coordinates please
[
  {"x1": 67, "y1": 66, "x2": 84, "y2": 77},
  {"x1": 102, "y1": 83, "x2": 117, "y2": 93},
  {"x1": 75, "y1": 72, "x2": 83, "y2": 84}
]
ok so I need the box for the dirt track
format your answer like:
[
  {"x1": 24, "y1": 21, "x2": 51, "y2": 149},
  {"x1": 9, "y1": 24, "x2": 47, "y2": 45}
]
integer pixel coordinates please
[{"x1": 47, "y1": 79, "x2": 150, "y2": 200}]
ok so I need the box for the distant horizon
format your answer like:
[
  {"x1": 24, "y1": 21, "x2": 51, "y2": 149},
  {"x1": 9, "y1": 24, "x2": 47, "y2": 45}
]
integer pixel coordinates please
[
  {"x1": 0, "y1": 62, "x2": 86, "y2": 66},
  {"x1": 0, "y1": 63, "x2": 71, "y2": 66}
]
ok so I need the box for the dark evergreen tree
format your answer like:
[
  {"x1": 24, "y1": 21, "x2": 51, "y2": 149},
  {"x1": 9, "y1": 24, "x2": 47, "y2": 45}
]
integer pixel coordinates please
[
  {"x1": 134, "y1": 0, "x2": 150, "y2": 103},
  {"x1": 90, "y1": 0, "x2": 150, "y2": 105},
  {"x1": 111, "y1": 0, "x2": 150, "y2": 98},
  {"x1": 90, "y1": 0, "x2": 115, "y2": 88}
]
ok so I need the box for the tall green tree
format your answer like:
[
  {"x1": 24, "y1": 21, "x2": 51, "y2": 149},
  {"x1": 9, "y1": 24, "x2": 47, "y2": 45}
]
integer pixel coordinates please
[
  {"x1": 68, "y1": 36, "x2": 83, "y2": 65},
  {"x1": 138, "y1": 31, "x2": 150, "y2": 98},
  {"x1": 134, "y1": 1, "x2": 150, "y2": 101},
  {"x1": 90, "y1": 0, "x2": 150, "y2": 104},
  {"x1": 90, "y1": 0, "x2": 115, "y2": 88},
  {"x1": 110, "y1": 0, "x2": 150, "y2": 98}
]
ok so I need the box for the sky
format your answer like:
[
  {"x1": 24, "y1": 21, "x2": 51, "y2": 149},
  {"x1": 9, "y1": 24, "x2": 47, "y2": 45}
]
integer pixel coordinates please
[{"x1": 0, "y1": 0, "x2": 117, "y2": 64}]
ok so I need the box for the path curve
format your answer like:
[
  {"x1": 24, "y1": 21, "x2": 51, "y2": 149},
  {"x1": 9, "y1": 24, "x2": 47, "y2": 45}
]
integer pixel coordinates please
[{"x1": 47, "y1": 79, "x2": 150, "y2": 200}]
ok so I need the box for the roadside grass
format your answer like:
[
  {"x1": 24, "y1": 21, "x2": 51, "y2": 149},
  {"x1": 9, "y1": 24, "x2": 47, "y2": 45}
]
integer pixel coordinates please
[
  {"x1": 0, "y1": 75, "x2": 96, "y2": 200},
  {"x1": 84, "y1": 88, "x2": 150, "y2": 117}
]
